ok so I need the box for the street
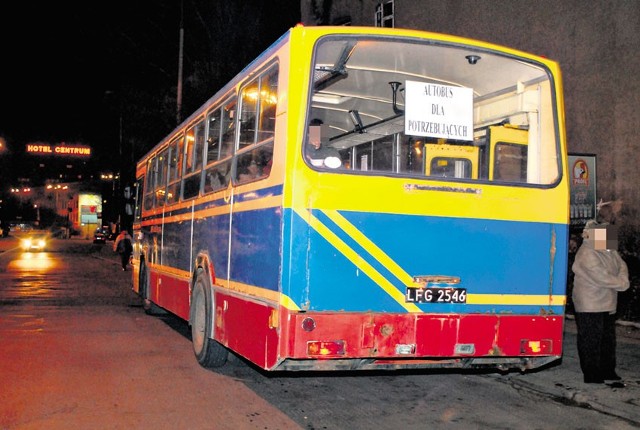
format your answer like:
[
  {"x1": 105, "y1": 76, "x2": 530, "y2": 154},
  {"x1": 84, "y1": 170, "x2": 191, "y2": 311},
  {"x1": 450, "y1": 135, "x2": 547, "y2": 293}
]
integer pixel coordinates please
[{"x1": 1, "y1": 236, "x2": 639, "y2": 429}]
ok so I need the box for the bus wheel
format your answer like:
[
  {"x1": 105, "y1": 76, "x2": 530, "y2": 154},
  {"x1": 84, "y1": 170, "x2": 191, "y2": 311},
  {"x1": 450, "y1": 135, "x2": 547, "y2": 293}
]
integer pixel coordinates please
[
  {"x1": 191, "y1": 273, "x2": 228, "y2": 368},
  {"x1": 140, "y1": 261, "x2": 166, "y2": 316}
]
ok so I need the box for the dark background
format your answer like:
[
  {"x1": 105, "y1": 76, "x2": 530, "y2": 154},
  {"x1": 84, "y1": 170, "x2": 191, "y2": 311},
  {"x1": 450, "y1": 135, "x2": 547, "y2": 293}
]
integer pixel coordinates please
[{"x1": 0, "y1": 1, "x2": 301, "y2": 183}]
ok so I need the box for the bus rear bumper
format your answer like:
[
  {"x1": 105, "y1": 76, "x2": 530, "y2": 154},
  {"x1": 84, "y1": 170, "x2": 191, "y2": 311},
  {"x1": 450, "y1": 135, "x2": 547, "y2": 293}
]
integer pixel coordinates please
[
  {"x1": 272, "y1": 355, "x2": 560, "y2": 372},
  {"x1": 276, "y1": 312, "x2": 564, "y2": 372}
]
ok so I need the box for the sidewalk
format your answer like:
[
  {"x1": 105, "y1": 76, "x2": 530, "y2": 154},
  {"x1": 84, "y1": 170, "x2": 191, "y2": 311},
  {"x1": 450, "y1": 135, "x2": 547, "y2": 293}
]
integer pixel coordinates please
[{"x1": 505, "y1": 316, "x2": 640, "y2": 425}]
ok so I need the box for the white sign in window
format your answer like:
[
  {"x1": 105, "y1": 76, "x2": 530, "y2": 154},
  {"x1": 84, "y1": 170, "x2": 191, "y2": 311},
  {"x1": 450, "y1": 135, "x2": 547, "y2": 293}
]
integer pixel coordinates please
[{"x1": 404, "y1": 80, "x2": 473, "y2": 141}]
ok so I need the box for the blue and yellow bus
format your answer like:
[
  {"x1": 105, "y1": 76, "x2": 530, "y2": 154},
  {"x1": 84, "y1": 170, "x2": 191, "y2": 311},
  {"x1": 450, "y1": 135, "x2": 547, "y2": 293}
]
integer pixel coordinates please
[{"x1": 131, "y1": 25, "x2": 569, "y2": 372}]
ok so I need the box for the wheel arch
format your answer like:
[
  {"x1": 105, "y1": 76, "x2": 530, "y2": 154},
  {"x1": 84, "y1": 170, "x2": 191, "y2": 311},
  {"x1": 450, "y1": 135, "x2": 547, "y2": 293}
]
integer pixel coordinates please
[{"x1": 189, "y1": 252, "x2": 217, "y2": 327}]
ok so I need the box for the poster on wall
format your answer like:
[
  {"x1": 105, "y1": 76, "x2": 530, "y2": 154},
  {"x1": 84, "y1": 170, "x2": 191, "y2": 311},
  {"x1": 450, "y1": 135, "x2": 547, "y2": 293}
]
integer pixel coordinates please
[
  {"x1": 568, "y1": 153, "x2": 597, "y2": 228},
  {"x1": 79, "y1": 193, "x2": 102, "y2": 225}
]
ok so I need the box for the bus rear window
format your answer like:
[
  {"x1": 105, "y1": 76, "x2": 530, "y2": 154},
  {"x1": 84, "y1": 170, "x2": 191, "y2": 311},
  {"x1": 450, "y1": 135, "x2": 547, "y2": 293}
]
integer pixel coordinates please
[{"x1": 306, "y1": 36, "x2": 560, "y2": 186}]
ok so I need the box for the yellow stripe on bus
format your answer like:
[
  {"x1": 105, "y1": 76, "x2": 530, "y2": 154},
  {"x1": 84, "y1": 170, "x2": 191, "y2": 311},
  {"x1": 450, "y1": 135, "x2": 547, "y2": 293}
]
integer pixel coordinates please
[
  {"x1": 295, "y1": 207, "x2": 422, "y2": 313},
  {"x1": 466, "y1": 294, "x2": 566, "y2": 306},
  {"x1": 231, "y1": 194, "x2": 282, "y2": 213},
  {"x1": 279, "y1": 294, "x2": 301, "y2": 311},
  {"x1": 148, "y1": 261, "x2": 192, "y2": 279},
  {"x1": 226, "y1": 279, "x2": 281, "y2": 303},
  {"x1": 141, "y1": 193, "x2": 282, "y2": 227},
  {"x1": 222, "y1": 280, "x2": 301, "y2": 312},
  {"x1": 323, "y1": 209, "x2": 416, "y2": 287}
]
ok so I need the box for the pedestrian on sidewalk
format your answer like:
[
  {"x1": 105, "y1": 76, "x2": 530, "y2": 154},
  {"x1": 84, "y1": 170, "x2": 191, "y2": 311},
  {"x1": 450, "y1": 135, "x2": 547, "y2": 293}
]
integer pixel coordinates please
[
  {"x1": 113, "y1": 230, "x2": 133, "y2": 271},
  {"x1": 572, "y1": 218, "x2": 629, "y2": 384}
]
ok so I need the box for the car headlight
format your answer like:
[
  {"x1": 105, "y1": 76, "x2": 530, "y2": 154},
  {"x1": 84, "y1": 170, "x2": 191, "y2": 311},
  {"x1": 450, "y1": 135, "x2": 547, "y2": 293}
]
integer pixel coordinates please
[{"x1": 23, "y1": 239, "x2": 32, "y2": 248}]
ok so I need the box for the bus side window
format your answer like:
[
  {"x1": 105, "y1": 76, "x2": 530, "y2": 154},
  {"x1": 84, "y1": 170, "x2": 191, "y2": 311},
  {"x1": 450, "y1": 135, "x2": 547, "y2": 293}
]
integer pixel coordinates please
[
  {"x1": 239, "y1": 80, "x2": 259, "y2": 149},
  {"x1": 165, "y1": 136, "x2": 184, "y2": 205},
  {"x1": 235, "y1": 142, "x2": 273, "y2": 184},
  {"x1": 182, "y1": 120, "x2": 205, "y2": 200},
  {"x1": 154, "y1": 149, "x2": 168, "y2": 207},
  {"x1": 221, "y1": 99, "x2": 237, "y2": 152},
  {"x1": 235, "y1": 64, "x2": 277, "y2": 184},
  {"x1": 259, "y1": 144, "x2": 274, "y2": 176},
  {"x1": 257, "y1": 66, "x2": 278, "y2": 143},
  {"x1": 206, "y1": 109, "x2": 221, "y2": 165},
  {"x1": 143, "y1": 157, "x2": 156, "y2": 211},
  {"x1": 134, "y1": 178, "x2": 143, "y2": 222},
  {"x1": 204, "y1": 102, "x2": 233, "y2": 194}
]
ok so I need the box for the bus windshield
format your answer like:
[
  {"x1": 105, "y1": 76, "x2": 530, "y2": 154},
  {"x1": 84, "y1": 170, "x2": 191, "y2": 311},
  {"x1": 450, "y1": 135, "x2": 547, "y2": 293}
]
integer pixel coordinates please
[{"x1": 306, "y1": 35, "x2": 560, "y2": 186}]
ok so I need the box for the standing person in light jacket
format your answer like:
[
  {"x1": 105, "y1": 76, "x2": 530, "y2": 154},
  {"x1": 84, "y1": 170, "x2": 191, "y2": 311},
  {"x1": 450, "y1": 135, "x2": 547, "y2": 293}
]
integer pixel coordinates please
[{"x1": 572, "y1": 220, "x2": 629, "y2": 384}]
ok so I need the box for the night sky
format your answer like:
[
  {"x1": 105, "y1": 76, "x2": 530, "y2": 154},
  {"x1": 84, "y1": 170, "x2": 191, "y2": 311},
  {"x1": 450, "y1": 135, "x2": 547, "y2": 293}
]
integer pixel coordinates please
[{"x1": 0, "y1": 1, "x2": 300, "y2": 178}]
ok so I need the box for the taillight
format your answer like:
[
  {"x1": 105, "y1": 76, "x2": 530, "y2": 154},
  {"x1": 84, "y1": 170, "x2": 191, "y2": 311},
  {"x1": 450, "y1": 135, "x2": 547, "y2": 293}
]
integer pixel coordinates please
[
  {"x1": 520, "y1": 339, "x2": 552, "y2": 354},
  {"x1": 301, "y1": 317, "x2": 316, "y2": 332},
  {"x1": 307, "y1": 340, "x2": 345, "y2": 357}
]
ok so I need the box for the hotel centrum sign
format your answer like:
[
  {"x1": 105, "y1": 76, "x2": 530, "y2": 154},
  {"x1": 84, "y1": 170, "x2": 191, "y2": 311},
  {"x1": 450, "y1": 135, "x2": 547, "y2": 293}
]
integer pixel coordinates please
[{"x1": 26, "y1": 143, "x2": 91, "y2": 156}]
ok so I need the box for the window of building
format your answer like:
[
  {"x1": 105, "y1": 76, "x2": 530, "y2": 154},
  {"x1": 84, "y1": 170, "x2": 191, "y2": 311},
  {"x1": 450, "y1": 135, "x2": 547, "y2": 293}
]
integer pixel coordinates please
[{"x1": 375, "y1": 1, "x2": 394, "y2": 28}]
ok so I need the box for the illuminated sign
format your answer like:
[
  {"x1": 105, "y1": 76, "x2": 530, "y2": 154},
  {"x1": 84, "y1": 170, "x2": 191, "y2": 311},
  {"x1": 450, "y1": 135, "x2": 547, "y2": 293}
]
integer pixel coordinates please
[
  {"x1": 569, "y1": 154, "x2": 597, "y2": 226},
  {"x1": 26, "y1": 144, "x2": 92, "y2": 157},
  {"x1": 79, "y1": 194, "x2": 102, "y2": 224}
]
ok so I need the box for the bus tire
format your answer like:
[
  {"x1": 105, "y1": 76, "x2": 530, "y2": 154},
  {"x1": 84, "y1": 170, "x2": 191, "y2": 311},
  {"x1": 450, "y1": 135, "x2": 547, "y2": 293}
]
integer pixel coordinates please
[
  {"x1": 191, "y1": 272, "x2": 228, "y2": 368},
  {"x1": 140, "y1": 261, "x2": 166, "y2": 316}
]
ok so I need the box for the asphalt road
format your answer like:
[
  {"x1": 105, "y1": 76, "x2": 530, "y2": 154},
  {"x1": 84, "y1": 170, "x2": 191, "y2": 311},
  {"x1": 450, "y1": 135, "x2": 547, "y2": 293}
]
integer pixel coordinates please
[
  {"x1": 0, "y1": 237, "x2": 300, "y2": 430},
  {"x1": 1, "y1": 236, "x2": 639, "y2": 429}
]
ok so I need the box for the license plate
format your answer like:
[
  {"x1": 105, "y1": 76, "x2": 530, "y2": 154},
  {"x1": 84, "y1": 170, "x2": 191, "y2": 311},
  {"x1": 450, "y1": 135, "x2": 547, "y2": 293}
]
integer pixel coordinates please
[{"x1": 405, "y1": 287, "x2": 467, "y2": 304}]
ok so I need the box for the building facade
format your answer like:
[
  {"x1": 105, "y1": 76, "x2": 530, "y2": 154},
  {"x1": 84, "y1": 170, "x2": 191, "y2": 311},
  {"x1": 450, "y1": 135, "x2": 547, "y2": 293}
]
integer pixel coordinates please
[{"x1": 9, "y1": 181, "x2": 102, "y2": 239}]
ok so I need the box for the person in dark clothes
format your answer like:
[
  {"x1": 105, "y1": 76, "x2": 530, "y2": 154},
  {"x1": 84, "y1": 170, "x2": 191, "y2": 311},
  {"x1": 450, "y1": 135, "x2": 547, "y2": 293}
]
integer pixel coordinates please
[{"x1": 113, "y1": 230, "x2": 133, "y2": 271}]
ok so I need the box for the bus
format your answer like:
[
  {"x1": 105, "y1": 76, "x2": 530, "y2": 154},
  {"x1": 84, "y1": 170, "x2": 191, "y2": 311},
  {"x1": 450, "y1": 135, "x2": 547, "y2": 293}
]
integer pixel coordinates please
[{"x1": 131, "y1": 25, "x2": 569, "y2": 372}]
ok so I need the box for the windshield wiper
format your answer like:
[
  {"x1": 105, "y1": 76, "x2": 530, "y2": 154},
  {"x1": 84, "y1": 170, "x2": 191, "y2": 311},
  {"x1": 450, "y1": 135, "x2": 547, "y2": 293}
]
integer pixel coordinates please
[{"x1": 314, "y1": 40, "x2": 357, "y2": 91}]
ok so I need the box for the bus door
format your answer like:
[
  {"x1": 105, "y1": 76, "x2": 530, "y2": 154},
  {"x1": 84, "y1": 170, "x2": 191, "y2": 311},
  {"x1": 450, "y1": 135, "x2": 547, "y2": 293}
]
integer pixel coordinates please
[
  {"x1": 424, "y1": 142, "x2": 479, "y2": 179},
  {"x1": 487, "y1": 125, "x2": 528, "y2": 182},
  {"x1": 422, "y1": 125, "x2": 528, "y2": 182},
  {"x1": 131, "y1": 176, "x2": 144, "y2": 293}
]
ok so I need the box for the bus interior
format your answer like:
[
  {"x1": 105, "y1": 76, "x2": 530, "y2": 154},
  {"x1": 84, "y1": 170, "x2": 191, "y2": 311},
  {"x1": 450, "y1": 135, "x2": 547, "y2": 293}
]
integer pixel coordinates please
[{"x1": 305, "y1": 35, "x2": 559, "y2": 185}]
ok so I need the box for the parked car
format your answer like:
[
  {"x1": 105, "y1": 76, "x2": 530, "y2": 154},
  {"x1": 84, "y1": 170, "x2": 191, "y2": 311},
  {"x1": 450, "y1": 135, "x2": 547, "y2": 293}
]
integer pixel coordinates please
[{"x1": 93, "y1": 227, "x2": 109, "y2": 244}]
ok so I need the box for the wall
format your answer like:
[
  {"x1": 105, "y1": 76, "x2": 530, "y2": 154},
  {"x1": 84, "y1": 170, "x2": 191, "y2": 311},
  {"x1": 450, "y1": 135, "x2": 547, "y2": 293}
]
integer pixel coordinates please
[{"x1": 301, "y1": 0, "x2": 640, "y2": 256}]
